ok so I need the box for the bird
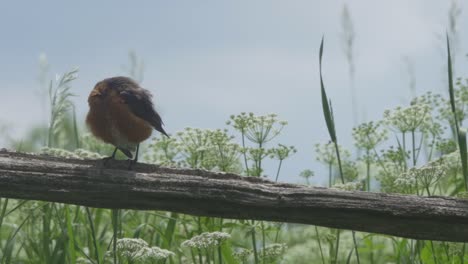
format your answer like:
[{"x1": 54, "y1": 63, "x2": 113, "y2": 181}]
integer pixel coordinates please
[{"x1": 86, "y1": 76, "x2": 169, "y2": 169}]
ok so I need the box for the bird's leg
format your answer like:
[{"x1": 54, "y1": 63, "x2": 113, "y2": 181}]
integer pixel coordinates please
[
  {"x1": 103, "y1": 147, "x2": 118, "y2": 165},
  {"x1": 128, "y1": 144, "x2": 140, "y2": 170}
]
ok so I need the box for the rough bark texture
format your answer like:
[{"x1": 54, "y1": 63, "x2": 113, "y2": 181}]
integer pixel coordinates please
[{"x1": 1, "y1": 149, "x2": 468, "y2": 242}]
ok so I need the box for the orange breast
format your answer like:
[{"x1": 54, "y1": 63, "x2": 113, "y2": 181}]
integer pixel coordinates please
[
  {"x1": 86, "y1": 90, "x2": 153, "y2": 147},
  {"x1": 109, "y1": 97, "x2": 153, "y2": 144},
  {"x1": 86, "y1": 107, "x2": 114, "y2": 144}
]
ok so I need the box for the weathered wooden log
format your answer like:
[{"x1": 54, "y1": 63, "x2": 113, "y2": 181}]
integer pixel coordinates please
[{"x1": 0, "y1": 150, "x2": 467, "y2": 242}]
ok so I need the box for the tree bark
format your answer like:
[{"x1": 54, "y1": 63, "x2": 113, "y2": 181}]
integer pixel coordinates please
[{"x1": 1, "y1": 150, "x2": 468, "y2": 242}]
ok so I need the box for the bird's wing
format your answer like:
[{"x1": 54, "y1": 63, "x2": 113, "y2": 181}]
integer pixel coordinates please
[{"x1": 119, "y1": 89, "x2": 169, "y2": 137}]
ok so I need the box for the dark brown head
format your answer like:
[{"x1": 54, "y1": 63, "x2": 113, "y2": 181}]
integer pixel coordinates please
[{"x1": 88, "y1": 76, "x2": 139, "y2": 107}]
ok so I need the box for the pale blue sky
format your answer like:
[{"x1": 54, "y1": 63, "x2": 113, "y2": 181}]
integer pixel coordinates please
[{"x1": 0, "y1": 1, "x2": 467, "y2": 184}]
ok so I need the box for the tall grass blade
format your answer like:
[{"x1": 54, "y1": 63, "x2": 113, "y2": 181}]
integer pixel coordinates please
[
  {"x1": 162, "y1": 212, "x2": 178, "y2": 253},
  {"x1": 1, "y1": 213, "x2": 31, "y2": 263},
  {"x1": 220, "y1": 242, "x2": 237, "y2": 264},
  {"x1": 72, "y1": 105, "x2": 80, "y2": 149},
  {"x1": 85, "y1": 207, "x2": 101, "y2": 264},
  {"x1": 65, "y1": 205, "x2": 77, "y2": 264},
  {"x1": 42, "y1": 203, "x2": 52, "y2": 263},
  {"x1": 319, "y1": 36, "x2": 337, "y2": 142},
  {"x1": 111, "y1": 209, "x2": 119, "y2": 264},
  {"x1": 446, "y1": 34, "x2": 459, "y2": 135},
  {"x1": 459, "y1": 129, "x2": 468, "y2": 190},
  {"x1": 446, "y1": 33, "x2": 467, "y2": 191},
  {"x1": 318, "y1": 36, "x2": 360, "y2": 264},
  {"x1": 0, "y1": 198, "x2": 8, "y2": 238}
]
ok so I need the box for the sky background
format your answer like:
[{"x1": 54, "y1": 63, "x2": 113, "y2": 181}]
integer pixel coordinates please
[{"x1": 0, "y1": 1, "x2": 467, "y2": 185}]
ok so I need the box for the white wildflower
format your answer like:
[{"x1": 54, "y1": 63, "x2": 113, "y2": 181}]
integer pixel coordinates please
[
  {"x1": 133, "y1": 246, "x2": 175, "y2": 262},
  {"x1": 117, "y1": 238, "x2": 148, "y2": 259},
  {"x1": 259, "y1": 243, "x2": 288, "y2": 261},
  {"x1": 76, "y1": 257, "x2": 93, "y2": 264},
  {"x1": 383, "y1": 103, "x2": 431, "y2": 133},
  {"x1": 74, "y1": 148, "x2": 103, "y2": 159},
  {"x1": 116, "y1": 238, "x2": 174, "y2": 262},
  {"x1": 394, "y1": 158, "x2": 448, "y2": 194},
  {"x1": 332, "y1": 181, "x2": 363, "y2": 191},
  {"x1": 41, "y1": 147, "x2": 79, "y2": 159},
  {"x1": 233, "y1": 248, "x2": 252, "y2": 262},
  {"x1": 181, "y1": 232, "x2": 231, "y2": 249}
]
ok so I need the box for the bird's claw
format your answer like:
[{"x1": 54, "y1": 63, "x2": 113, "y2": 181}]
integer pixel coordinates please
[
  {"x1": 127, "y1": 159, "x2": 137, "y2": 170},
  {"x1": 102, "y1": 156, "x2": 114, "y2": 166}
]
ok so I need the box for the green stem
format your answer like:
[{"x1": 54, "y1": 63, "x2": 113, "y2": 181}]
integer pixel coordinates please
[
  {"x1": 251, "y1": 224, "x2": 259, "y2": 264},
  {"x1": 333, "y1": 142, "x2": 345, "y2": 184},
  {"x1": 72, "y1": 105, "x2": 80, "y2": 149},
  {"x1": 189, "y1": 249, "x2": 197, "y2": 264},
  {"x1": 351, "y1": 231, "x2": 361, "y2": 264},
  {"x1": 218, "y1": 246, "x2": 223, "y2": 264},
  {"x1": 198, "y1": 248, "x2": 203, "y2": 264},
  {"x1": 205, "y1": 249, "x2": 211, "y2": 264},
  {"x1": 261, "y1": 221, "x2": 266, "y2": 264},
  {"x1": 402, "y1": 132, "x2": 407, "y2": 170},
  {"x1": 334, "y1": 229, "x2": 341, "y2": 264},
  {"x1": 461, "y1": 243, "x2": 466, "y2": 264},
  {"x1": 112, "y1": 209, "x2": 119, "y2": 264},
  {"x1": 86, "y1": 207, "x2": 100, "y2": 264},
  {"x1": 257, "y1": 142, "x2": 263, "y2": 176},
  {"x1": 430, "y1": 241, "x2": 438, "y2": 264},
  {"x1": 241, "y1": 132, "x2": 250, "y2": 176},
  {"x1": 274, "y1": 223, "x2": 282, "y2": 243},
  {"x1": 411, "y1": 130, "x2": 416, "y2": 166},
  {"x1": 333, "y1": 141, "x2": 360, "y2": 263},
  {"x1": 409, "y1": 240, "x2": 414, "y2": 264},
  {"x1": 0, "y1": 198, "x2": 8, "y2": 239},
  {"x1": 314, "y1": 226, "x2": 326, "y2": 264},
  {"x1": 42, "y1": 203, "x2": 51, "y2": 263},
  {"x1": 366, "y1": 149, "x2": 371, "y2": 192},
  {"x1": 275, "y1": 159, "x2": 283, "y2": 182}
]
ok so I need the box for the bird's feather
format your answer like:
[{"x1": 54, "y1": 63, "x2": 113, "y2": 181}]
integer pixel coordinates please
[{"x1": 102, "y1": 76, "x2": 169, "y2": 138}]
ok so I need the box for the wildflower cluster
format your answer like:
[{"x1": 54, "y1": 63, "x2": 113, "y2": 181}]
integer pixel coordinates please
[
  {"x1": 377, "y1": 162, "x2": 407, "y2": 193},
  {"x1": 314, "y1": 142, "x2": 351, "y2": 186},
  {"x1": 233, "y1": 248, "x2": 253, "y2": 262},
  {"x1": 394, "y1": 159, "x2": 448, "y2": 195},
  {"x1": 314, "y1": 142, "x2": 350, "y2": 165},
  {"x1": 380, "y1": 146, "x2": 408, "y2": 170},
  {"x1": 146, "y1": 128, "x2": 242, "y2": 172},
  {"x1": 332, "y1": 181, "x2": 363, "y2": 191},
  {"x1": 438, "y1": 77, "x2": 468, "y2": 126},
  {"x1": 74, "y1": 148, "x2": 103, "y2": 159},
  {"x1": 259, "y1": 243, "x2": 288, "y2": 262},
  {"x1": 352, "y1": 121, "x2": 388, "y2": 151},
  {"x1": 80, "y1": 132, "x2": 115, "y2": 156},
  {"x1": 341, "y1": 160, "x2": 359, "y2": 182},
  {"x1": 228, "y1": 112, "x2": 293, "y2": 177},
  {"x1": 227, "y1": 112, "x2": 287, "y2": 146},
  {"x1": 116, "y1": 238, "x2": 174, "y2": 262},
  {"x1": 269, "y1": 144, "x2": 297, "y2": 161},
  {"x1": 41, "y1": 147, "x2": 103, "y2": 159},
  {"x1": 144, "y1": 136, "x2": 182, "y2": 166},
  {"x1": 181, "y1": 232, "x2": 231, "y2": 249},
  {"x1": 383, "y1": 103, "x2": 431, "y2": 133},
  {"x1": 299, "y1": 169, "x2": 314, "y2": 184},
  {"x1": 41, "y1": 147, "x2": 79, "y2": 159}
]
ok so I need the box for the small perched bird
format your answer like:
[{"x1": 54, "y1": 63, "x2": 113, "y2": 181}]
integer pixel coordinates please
[{"x1": 86, "y1": 76, "x2": 169, "y2": 168}]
